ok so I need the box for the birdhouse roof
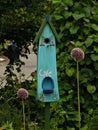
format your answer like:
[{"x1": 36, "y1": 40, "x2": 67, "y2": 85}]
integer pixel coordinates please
[{"x1": 33, "y1": 15, "x2": 60, "y2": 44}]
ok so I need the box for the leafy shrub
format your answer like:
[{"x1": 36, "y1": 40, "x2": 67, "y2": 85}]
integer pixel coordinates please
[{"x1": 48, "y1": 0, "x2": 98, "y2": 129}]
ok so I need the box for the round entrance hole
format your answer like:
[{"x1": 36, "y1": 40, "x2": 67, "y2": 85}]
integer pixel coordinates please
[{"x1": 44, "y1": 38, "x2": 50, "y2": 44}]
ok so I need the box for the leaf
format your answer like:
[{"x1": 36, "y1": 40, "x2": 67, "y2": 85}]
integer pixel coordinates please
[
  {"x1": 91, "y1": 54, "x2": 98, "y2": 61},
  {"x1": 87, "y1": 84, "x2": 96, "y2": 94},
  {"x1": 83, "y1": 7, "x2": 91, "y2": 17},
  {"x1": 89, "y1": 34, "x2": 98, "y2": 42},
  {"x1": 63, "y1": 12, "x2": 72, "y2": 19},
  {"x1": 94, "y1": 62, "x2": 98, "y2": 70},
  {"x1": 58, "y1": 32, "x2": 63, "y2": 39},
  {"x1": 72, "y1": 13, "x2": 85, "y2": 20},
  {"x1": 63, "y1": 83, "x2": 72, "y2": 90},
  {"x1": 28, "y1": 90, "x2": 35, "y2": 96},
  {"x1": 80, "y1": 124, "x2": 88, "y2": 130},
  {"x1": 67, "y1": 127, "x2": 75, "y2": 130},
  {"x1": 65, "y1": 22, "x2": 72, "y2": 29},
  {"x1": 60, "y1": 25, "x2": 65, "y2": 32},
  {"x1": 54, "y1": 15, "x2": 63, "y2": 20},
  {"x1": 52, "y1": 0, "x2": 60, "y2": 4},
  {"x1": 75, "y1": 41, "x2": 83, "y2": 47},
  {"x1": 66, "y1": 67, "x2": 75, "y2": 77},
  {"x1": 63, "y1": 0, "x2": 73, "y2": 6},
  {"x1": 91, "y1": 24, "x2": 98, "y2": 31},
  {"x1": 80, "y1": 68, "x2": 93, "y2": 83},
  {"x1": 94, "y1": 46, "x2": 98, "y2": 53},
  {"x1": 67, "y1": 111, "x2": 79, "y2": 121},
  {"x1": 83, "y1": 18, "x2": 90, "y2": 22},
  {"x1": 85, "y1": 37, "x2": 93, "y2": 47},
  {"x1": 83, "y1": 28, "x2": 90, "y2": 35},
  {"x1": 70, "y1": 25, "x2": 79, "y2": 34}
]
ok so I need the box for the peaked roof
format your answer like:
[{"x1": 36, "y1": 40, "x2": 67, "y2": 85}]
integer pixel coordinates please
[{"x1": 33, "y1": 15, "x2": 60, "y2": 44}]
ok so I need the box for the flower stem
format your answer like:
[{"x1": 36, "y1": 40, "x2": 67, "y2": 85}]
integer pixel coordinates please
[
  {"x1": 77, "y1": 61, "x2": 81, "y2": 130},
  {"x1": 22, "y1": 99, "x2": 26, "y2": 130}
]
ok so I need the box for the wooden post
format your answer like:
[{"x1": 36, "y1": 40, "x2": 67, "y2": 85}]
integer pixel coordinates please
[{"x1": 45, "y1": 102, "x2": 50, "y2": 130}]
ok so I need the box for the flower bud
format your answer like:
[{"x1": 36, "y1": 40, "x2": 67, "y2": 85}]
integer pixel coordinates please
[
  {"x1": 17, "y1": 88, "x2": 28, "y2": 99},
  {"x1": 71, "y1": 48, "x2": 84, "y2": 61}
]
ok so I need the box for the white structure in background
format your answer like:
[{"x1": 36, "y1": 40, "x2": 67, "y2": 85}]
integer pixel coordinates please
[{"x1": 0, "y1": 44, "x2": 37, "y2": 80}]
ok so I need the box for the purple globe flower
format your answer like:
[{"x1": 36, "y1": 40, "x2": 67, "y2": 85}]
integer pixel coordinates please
[
  {"x1": 71, "y1": 48, "x2": 84, "y2": 61},
  {"x1": 17, "y1": 88, "x2": 28, "y2": 99}
]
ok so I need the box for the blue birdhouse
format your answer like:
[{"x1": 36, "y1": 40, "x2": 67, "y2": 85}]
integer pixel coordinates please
[{"x1": 34, "y1": 15, "x2": 60, "y2": 102}]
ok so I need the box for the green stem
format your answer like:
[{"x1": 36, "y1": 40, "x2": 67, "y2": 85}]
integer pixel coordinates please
[
  {"x1": 77, "y1": 61, "x2": 81, "y2": 130},
  {"x1": 22, "y1": 99, "x2": 26, "y2": 130}
]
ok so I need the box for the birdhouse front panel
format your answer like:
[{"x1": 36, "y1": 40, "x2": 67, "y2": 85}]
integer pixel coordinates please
[{"x1": 37, "y1": 22, "x2": 59, "y2": 102}]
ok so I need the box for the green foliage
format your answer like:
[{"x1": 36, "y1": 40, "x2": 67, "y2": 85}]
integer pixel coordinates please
[
  {"x1": 88, "y1": 109, "x2": 98, "y2": 130},
  {"x1": 48, "y1": 0, "x2": 98, "y2": 129},
  {"x1": 1, "y1": 0, "x2": 98, "y2": 129},
  {"x1": 87, "y1": 84, "x2": 96, "y2": 94},
  {"x1": 1, "y1": 122, "x2": 14, "y2": 130},
  {"x1": 0, "y1": 62, "x2": 44, "y2": 130},
  {"x1": 0, "y1": 0, "x2": 52, "y2": 48}
]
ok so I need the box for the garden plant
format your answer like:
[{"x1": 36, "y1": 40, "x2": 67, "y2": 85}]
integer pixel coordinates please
[{"x1": 0, "y1": 0, "x2": 98, "y2": 130}]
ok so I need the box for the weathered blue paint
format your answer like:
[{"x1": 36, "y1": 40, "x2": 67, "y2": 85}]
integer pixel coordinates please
[{"x1": 37, "y1": 22, "x2": 59, "y2": 102}]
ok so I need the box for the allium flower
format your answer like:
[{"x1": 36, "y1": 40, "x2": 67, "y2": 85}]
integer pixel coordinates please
[
  {"x1": 71, "y1": 47, "x2": 84, "y2": 61},
  {"x1": 17, "y1": 88, "x2": 28, "y2": 99}
]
